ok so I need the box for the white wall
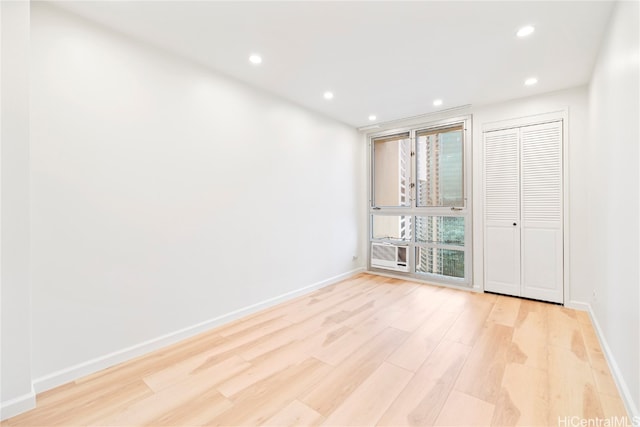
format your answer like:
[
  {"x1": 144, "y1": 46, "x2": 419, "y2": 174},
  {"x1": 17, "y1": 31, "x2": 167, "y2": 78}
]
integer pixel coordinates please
[
  {"x1": 586, "y1": 0, "x2": 639, "y2": 417},
  {"x1": 0, "y1": 0, "x2": 35, "y2": 419},
  {"x1": 471, "y1": 86, "x2": 590, "y2": 306},
  {"x1": 14, "y1": 0, "x2": 638, "y2": 421},
  {"x1": 29, "y1": 3, "x2": 363, "y2": 390}
]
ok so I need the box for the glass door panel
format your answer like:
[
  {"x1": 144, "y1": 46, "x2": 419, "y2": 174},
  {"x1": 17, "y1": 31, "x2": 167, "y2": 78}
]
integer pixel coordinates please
[
  {"x1": 372, "y1": 133, "x2": 411, "y2": 207},
  {"x1": 371, "y1": 215, "x2": 412, "y2": 242},
  {"x1": 415, "y1": 247, "x2": 465, "y2": 278},
  {"x1": 415, "y1": 216, "x2": 465, "y2": 245},
  {"x1": 416, "y1": 125, "x2": 464, "y2": 207}
]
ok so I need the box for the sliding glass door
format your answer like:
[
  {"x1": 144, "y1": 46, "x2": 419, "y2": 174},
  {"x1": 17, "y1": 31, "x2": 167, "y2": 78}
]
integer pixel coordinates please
[{"x1": 369, "y1": 117, "x2": 471, "y2": 286}]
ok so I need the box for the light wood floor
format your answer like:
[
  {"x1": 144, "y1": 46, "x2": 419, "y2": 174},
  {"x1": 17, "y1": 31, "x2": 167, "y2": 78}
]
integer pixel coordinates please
[{"x1": 4, "y1": 273, "x2": 630, "y2": 426}]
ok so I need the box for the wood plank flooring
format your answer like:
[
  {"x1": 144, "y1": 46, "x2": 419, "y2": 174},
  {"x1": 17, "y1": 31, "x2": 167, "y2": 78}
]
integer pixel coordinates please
[{"x1": 3, "y1": 273, "x2": 631, "y2": 426}]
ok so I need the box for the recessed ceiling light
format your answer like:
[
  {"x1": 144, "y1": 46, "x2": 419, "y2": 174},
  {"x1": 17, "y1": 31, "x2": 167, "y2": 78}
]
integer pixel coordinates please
[
  {"x1": 524, "y1": 77, "x2": 538, "y2": 86},
  {"x1": 323, "y1": 91, "x2": 334, "y2": 100},
  {"x1": 433, "y1": 99, "x2": 443, "y2": 107},
  {"x1": 368, "y1": 115, "x2": 377, "y2": 121},
  {"x1": 517, "y1": 25, "x2": 535, "y2": 38},
  {"x1": 249, "y1": 54, "x2": 262, "y2": 65}
]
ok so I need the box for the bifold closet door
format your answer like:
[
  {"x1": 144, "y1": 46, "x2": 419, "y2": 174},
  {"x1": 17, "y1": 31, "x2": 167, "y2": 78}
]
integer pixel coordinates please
[
  {"x1": 520, "y1": 121, "x2": 563, "y2": 303},
  {"x1": 484, "y1": 128, "x2": 521, "y2": 296}
]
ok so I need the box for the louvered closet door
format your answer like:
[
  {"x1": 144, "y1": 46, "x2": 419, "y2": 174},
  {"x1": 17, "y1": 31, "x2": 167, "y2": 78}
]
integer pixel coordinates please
[
  {"x1": 520, "y1": 121, "x2": 563, "y2": 303},
  {"x1": 484, "y1": 128, "x2": 521, "y2": 296}
]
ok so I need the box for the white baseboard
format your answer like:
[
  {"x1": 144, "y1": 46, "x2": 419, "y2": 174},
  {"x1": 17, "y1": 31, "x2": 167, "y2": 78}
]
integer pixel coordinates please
[
  {"x1": 587, "y1": 304, "x2": 639, "y2": 421},
  {"x1": 33, "y1": 267, "x2": 365, "y2": 394},
  {"x1": 0, "y1": 388, "x2": 36, "y2": 421},
  {"x1": 564, "y1": 300, "x2": 590, "y2": 311}
]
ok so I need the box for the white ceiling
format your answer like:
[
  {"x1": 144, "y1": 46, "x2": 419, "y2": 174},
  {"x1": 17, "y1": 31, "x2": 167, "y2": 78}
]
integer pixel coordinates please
[{"x1": 53, "y1": 1, "x2": 614, "y2": 128}]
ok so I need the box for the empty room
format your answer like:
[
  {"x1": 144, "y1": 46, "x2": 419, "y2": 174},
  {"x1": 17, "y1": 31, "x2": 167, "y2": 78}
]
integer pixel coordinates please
[{"x1": 1, "y1": 0, "x2": 638, "y2": 426}]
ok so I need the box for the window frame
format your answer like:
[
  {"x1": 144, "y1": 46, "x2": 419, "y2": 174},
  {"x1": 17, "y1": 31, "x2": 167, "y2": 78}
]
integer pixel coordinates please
[
  {"x1": 415, "y1": 123, "x2": 465, "y2": 208},
  {"x1": 370, "y1": 132, "x2": 412, "y2": 208},
  {"x1": 368, "y1": 115, "x2": 473, "y2": 287}
]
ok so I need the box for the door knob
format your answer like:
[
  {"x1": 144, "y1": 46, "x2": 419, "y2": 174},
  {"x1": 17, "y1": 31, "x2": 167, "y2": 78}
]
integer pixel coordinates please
[{"x1": 513, "y1": 222, "x2": 517, "y2": 226}]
